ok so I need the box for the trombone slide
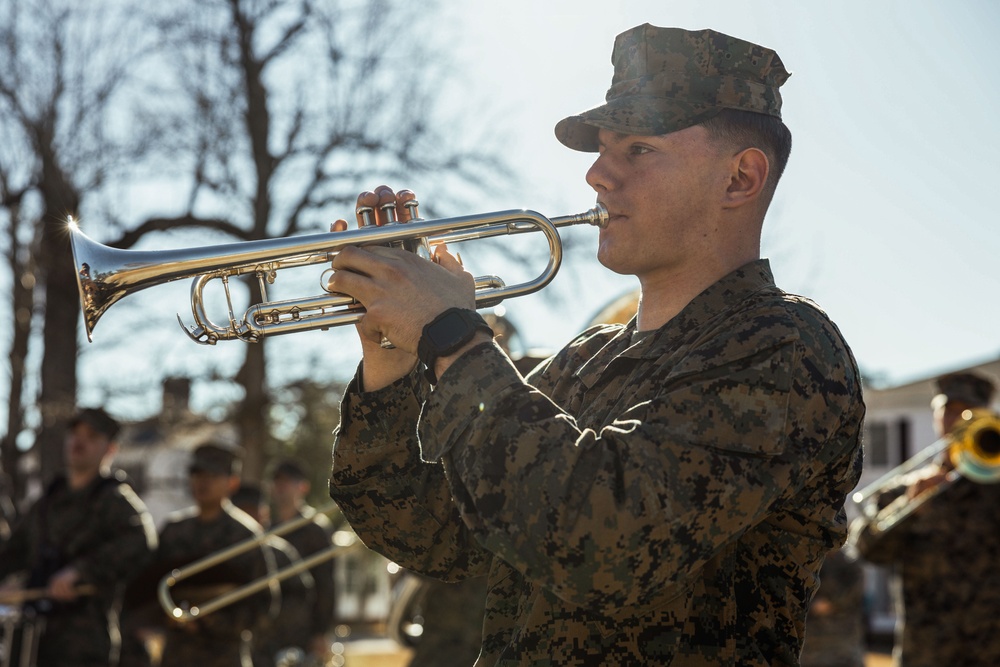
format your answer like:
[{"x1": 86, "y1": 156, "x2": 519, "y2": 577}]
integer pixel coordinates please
[
  {"x1": 158, "y1": 508, "x2": 361, "y2": 623},
  {"x1": 850, "y1": 409, "x2": 1000, "y2": 537}
]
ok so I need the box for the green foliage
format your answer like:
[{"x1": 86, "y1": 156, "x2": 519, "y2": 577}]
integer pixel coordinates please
[{"x1": 266, "y1": 378, "x2": 346, "y2": 508}]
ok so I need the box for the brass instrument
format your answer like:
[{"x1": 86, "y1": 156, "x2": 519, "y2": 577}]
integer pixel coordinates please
[
  {"x1": 69, "y1": 204, "x2": 608, "y2": 344},
  {"x1": 158, "y1": 508, "x2": 361, "y2": 623},
  {"x1": 850, "y1": 408, "x2": 1000, "y2": 535}
]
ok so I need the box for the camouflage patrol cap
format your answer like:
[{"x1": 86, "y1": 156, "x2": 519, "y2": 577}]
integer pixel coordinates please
[
  {"x1": 69, "y1": 407, "x2": 121, "y2": 441},
  {"x1": 271, "y1": 457, "x2": 308, "y2": 481},
  {"x1": 555, "y1": 24, "x2": 791, "y2": 152},
  {"x1": 932, "y1": 372, "x2": 997, "y2": 409},
  {"x1": 189, "y1": 441, "x2": 243, "y2": 476}
]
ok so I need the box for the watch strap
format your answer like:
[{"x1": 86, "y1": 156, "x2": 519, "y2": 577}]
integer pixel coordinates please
[{"x1": 418, "y1": 307, "x2": 493, "y2": 385}]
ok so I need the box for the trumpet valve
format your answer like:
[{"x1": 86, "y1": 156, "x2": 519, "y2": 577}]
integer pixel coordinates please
[
  {"x1": 379, "y1": 200, "x2": 398, "y2": 225},
  {"x1": 356, "y1": 205, "x2": 376, "y2": 228},
  {"x1": 396, "y1": 190, "x2": 419, "y2": 222},
  {"x1": 356, "y1": 190, "x2": 380, "y2": 228}
]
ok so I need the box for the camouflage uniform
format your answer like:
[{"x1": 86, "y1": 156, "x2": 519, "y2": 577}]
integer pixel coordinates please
[
  {"x1": 0, "y1": 471, "x2": 156, "y2": 667},
  {"x1": 331, "y1": 260, "x2": 865, "y2": 665},
  {"x1": 799, "y1": 548, "x2": 866, "y2": 667},
  {"x1": 273, "y1": 506, "x2": 336, "y2": 652},
  {"x1": 150, "y1": 501, "x2": 273, "y2": 667},
  {"x1": 851, "y1": 477, "x2": 1000, "y2": 666},
  {"x1": 253, "y1": 534, "x2": 316, "y2": 667}
]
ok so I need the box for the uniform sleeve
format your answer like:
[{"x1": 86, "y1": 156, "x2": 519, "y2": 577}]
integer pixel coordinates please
[
  {"x1": 329, "y1": 365, "x2": 493, "y2": 580},
  {"x1": 72, "y1": 484, "x2": 157, "y2": 589},
  {"x1": 417, "y1": 317, "x2": 861, "y2": 614},
  {"x1": 849, "y1": 480, "x2": 942, "y2": 565}
]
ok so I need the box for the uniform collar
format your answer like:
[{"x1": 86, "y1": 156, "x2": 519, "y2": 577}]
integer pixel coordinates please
[{"x1": 575, "y1": 259, "x2": 777, "y2": 381}]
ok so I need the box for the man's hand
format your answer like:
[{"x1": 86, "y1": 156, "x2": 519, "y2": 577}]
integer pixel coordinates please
[
  {"x1": 47, "y1": 566, "x2": 81, "y2": 601},
  {"x1": 809, "y1": 596, "x2": 833, "y2": 616},
  {"x1": 0, "y1": 579, "x2": 23, "y2": 598},
  {"x1": 328, "y1": 186, "x2": 476, "y2": 391},
  {"x1": 905, "y1": 464, "x2": 957, "y2": 505}
]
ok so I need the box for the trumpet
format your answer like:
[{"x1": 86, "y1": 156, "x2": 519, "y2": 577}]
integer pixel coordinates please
[
  {"x1": 851, "y1": 408, "x2": 1000, "y2": 535},
  {"x1": 69, "y1": 203, "x2": 608, "y2": 344},
  {"x1": 158, "y1": 507, "x2": 361, "y2": 622}
]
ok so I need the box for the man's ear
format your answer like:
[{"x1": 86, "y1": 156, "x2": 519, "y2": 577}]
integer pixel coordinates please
[{"x1": 722, "y1": 147, "x2": 769, "y2": 209}]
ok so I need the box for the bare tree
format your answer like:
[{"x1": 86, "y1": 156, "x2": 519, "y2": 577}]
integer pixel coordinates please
[
  {"x1": 0, "y1": 154, "x2": 36, "y2": 500},
  {"x1": 99, "y1": 0, "x2": 511, "y2": 479},
  {"x1": 1, "y1": 0, "x2": 511, "y2": 487},
  {"x1": 0, "y1": 0, "x2": 161, "y2": 484}
]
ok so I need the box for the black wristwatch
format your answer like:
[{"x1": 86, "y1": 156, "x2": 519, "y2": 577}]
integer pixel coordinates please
[{"x1": 417, "y1": 307, "x2": 494, "y2": 385}]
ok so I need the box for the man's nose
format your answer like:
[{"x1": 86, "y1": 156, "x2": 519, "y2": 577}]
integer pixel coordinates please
[{"x1": 586, "y1": 154, "x2": 616, "y2": 193}]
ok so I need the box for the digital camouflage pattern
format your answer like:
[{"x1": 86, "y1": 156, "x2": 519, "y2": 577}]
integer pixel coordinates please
[
  {"x1": 799, "y1": 548, "x2": 866, "y2": 667},
  {"x1": 555, "y1": 25, "x2": 790, "y2": 152},
  {"x1": 331, "y1": 259, "x2": 865, "y2": 666},
  {"x1": 0, "y1": 472, "x2": 156, "y2": 667},
  {"x1": 141, "y1": 502, "x2": 274, "y2": 667},
  {"x1": 850, "y1": 476, "x2": 1000, "y2": 667}
]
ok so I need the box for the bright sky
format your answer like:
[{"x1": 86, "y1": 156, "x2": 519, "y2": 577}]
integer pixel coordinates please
[{"x1": 426, "y1": 0, "x2": 1000, "y2": 387}]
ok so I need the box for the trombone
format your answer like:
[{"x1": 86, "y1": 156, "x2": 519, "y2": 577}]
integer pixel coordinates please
[
  {"x1": 850, "y1": 408, "x2": 1000, "y2": 535},
  {"x1": 158, "y1": 506, "x2": 361, "y2": 623},
  {"x1": 69, "y1": 203, "x2": 608, "y2": 344}
]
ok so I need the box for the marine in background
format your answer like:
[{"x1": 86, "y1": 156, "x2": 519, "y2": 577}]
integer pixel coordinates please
[
  {"x1": 850, "y1": 371, "x2": 1000, "y2": 667},
  {"x1": 0, "y1": 408, "x2": 156, "y2": 667}
]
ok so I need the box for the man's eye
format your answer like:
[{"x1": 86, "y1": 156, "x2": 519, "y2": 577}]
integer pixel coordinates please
[{"x1": 629, "y1": 145, "x2": 652, "y2": 155}]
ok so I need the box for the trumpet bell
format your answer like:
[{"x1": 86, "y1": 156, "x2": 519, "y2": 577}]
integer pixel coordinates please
[{"x1": 69, "y1": 219, "x2": 142, "y2": 341}]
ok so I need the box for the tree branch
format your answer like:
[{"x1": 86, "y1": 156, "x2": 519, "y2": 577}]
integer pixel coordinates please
[{"x1": 111, "y1": 215, "x2": 248, "y2": 249}]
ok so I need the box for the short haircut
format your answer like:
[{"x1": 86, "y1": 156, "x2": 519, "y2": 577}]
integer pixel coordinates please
[
  {"x1": 701, "y1": 109, "x2": 793, "y2": 199},
  {"x1": 232, "y1": 483, "x2": 265, "y2": 508},
  {"x1": 271, "y1": 458, "x2": 308, "y2": 481}
]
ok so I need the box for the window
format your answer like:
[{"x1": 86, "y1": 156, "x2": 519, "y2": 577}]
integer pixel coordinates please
[
  {"x1": 865, "y1": 421, "x2": 889, "y2": 467},
  {"x1": 896, "y1": 418, "x2": 911, "y2": 463}
]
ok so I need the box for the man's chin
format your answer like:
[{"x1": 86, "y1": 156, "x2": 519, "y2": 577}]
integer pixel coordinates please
[{"x1": 596, "y1": 250, "x2": 634, "y2": 277}]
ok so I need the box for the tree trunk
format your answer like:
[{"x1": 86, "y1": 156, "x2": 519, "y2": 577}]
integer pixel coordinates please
[
  {"x1": 235, "y1": 316, "x2": 268, "y2": 482},
  {"x1": 35, "y1": 151, "x2": 81, "y2": 484},
  {"x1": 1, "y1": 206, "x2": 34, "y2": 500}
]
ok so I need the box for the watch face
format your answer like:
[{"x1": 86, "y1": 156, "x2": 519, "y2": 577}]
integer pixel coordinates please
[{"x1": 427, "y1": 310, "x2": 472, "y2": 350}]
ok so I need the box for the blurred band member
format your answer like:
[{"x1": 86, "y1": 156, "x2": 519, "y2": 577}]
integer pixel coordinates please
[
  {"x1": 0, "y1": 408, "x2": 156, "y2": 667},
  {"x1": 850, "y1": 371, "x2": 1000, "y2": 667}
]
